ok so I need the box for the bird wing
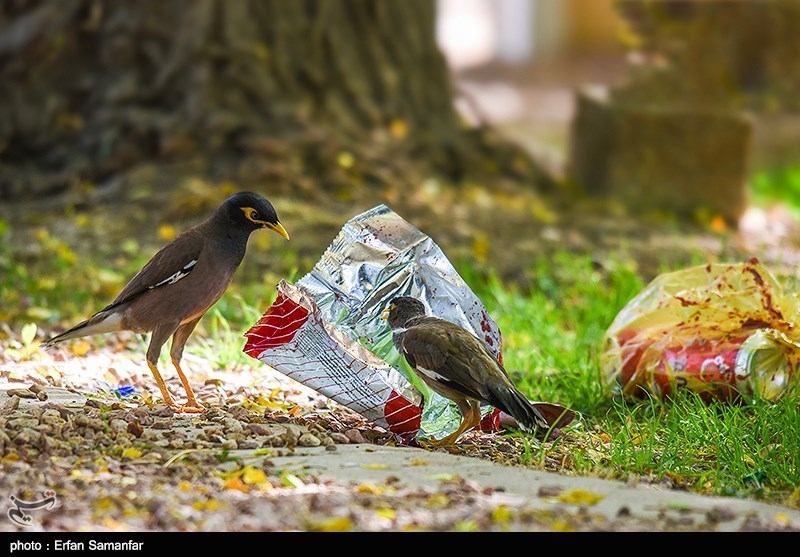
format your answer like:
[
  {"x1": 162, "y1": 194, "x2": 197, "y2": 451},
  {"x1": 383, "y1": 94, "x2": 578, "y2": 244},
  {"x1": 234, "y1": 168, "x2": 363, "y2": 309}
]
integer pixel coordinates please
[
  {"x1": 400, "y1": 317, "x2": 504, "y2": 403},
  {"x1": 98, "y1": 229, "x2": 205, "y2": 314}
]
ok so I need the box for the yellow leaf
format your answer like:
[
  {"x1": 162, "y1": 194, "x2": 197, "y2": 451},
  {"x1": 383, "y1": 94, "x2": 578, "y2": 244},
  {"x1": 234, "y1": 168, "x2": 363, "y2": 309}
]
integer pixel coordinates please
[
  {"x1": 551, "y1": 519, "x2": 575, "y2": 532},
  {"x1": 178, "y1": 481, "x2": 193, "y2": 492},
  {"x1": 69, "y1": 469, "x2": 92, "y2": 482},
  {"x1": 20, "y1": 323, "x2": 37, "y2": 345},
  {"x1": 557, "y1": 489, "x2": 604, "y2": 506},
  {"x1": 409, "y1": 458, "x2": 428, "y2": 466},
  {"x1": 192, "y1": 499, "x2": 222, "y2": 511},
  {"x1": 121, "y1": 448, "x2": 143, "y2": 460},
  {"x1": 709, "y1": 215, "x2": 727, "y2": 234},
  {"x1": 158, "y1": 224, "x2": 177, "y2": 242},
  {"x1": 310, "y1": 517, "x2": 352, "y2": 532},
  {"x1": 454, "y1": 520, "x2": 478, "y2": 532},
  {"x1": 69, "y1": 339, "x2": 92, "y2": 357},
  {"x1": 491, "y1": 504, "x2": 513, "y2": 523},
  {"x1": 375, "y1": 508, "x2": 396, "y2": 520},
  {"x1": 360, "y1": 463, "x2": 389, "y2": 470},
  {"x1": 425, "y1": 493, "x2": 449, "y2": 508},
  {"x1": 428, "y1": 472, "x2": 457, "y2": 481},
  {"x1": 222, "y1": 478, "x2": 250, "y2": 492},
  {"x1": 337, "y1": 151, "x2": 355, "y2": 169},
  {"x1": 242, "y1": 466, "x2": 270, "y2": 487},
  {"x1": 389, "y1": 118, "x2": 408, "y2": 139},
  {"x1": 357, "y1": 484, "x2": 393, "y2": 495},
  {"x1": 94, "y1": 496, "x2": 117, "y2": 513},
  {"x1": 2, "y1": 453, "x2": 20, "y2": 463}
]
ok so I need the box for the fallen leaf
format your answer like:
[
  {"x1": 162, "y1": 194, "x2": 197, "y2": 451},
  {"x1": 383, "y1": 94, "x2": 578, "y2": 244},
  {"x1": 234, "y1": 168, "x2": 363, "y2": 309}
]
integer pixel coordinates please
[
  {"x1": 557, "y1": 489, "x2": 604, "y2": 505},
  {"x1": 309, "y1": 517, "x2": 352, "y2": 532},
  {"x1": 121, "y1": 448, "x2": 143, "y2": 460},
  {"x1": 360, "y1": 463, "x2": 389, "y2": 470}
]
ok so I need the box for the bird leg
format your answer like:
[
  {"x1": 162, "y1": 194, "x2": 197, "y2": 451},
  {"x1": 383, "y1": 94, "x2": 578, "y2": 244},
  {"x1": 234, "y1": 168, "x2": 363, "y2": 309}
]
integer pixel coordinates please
[
  {"x1": 146, "y1": 360, "x2": 177, "y2": 408},
  {"x1": 170, "y1": 357, "x2": 204, "y2": 413},
  {"x1": 169, "y1": 317, "x2": 205, "y2": 413},
  {"x1": 144, "y1": 323, "x2": 202, "y2": 413},
  {"x1": 425, "y1": 398, "x2": 482, "y2": 447}
]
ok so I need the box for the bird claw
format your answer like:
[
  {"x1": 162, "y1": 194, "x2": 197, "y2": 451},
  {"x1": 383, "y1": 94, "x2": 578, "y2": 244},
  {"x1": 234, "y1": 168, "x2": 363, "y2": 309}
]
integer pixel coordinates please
[{"x1": 175, "y1": 403, "x2": 205, "y2": 414}]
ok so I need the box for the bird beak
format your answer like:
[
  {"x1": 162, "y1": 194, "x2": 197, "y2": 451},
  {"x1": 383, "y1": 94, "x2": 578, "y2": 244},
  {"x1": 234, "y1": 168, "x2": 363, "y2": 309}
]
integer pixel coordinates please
[
  {"x1": 265, "y1": 222, "x2": 290, "y2": 240},
  {"x1": 380, "y1": 307, "x2": 390, "y2": 321}
]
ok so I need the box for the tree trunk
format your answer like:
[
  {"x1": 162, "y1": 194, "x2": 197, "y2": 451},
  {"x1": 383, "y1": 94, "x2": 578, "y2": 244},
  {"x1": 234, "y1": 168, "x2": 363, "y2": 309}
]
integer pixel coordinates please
[{"x1": 0, "y1": 0, "x2": 547, "y2": 201}]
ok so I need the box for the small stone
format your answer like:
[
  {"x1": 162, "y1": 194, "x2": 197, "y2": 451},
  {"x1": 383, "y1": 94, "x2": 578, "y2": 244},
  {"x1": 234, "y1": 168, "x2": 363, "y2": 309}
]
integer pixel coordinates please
[
  {"x1": 298, "y1": 433, "x2": 321, "y2": 447},
  {"x1": 344, "y1": 429, "x2": 366, "y2": 444},
  {"x1": 329, "y1": 432, "x2": 350, "y2": 444},
  {"x1": 109, "y1": 419, "x2": 128, "y2": 431},
  {"x1": 220, "y1": 439, "x2": 238, "y2": 450},
  {"x1": 126, "y1": 421, "x2": 144, "y2": 438},
  {"x1": 7, "y1": 389, "x2": 36, "y2": 399}
]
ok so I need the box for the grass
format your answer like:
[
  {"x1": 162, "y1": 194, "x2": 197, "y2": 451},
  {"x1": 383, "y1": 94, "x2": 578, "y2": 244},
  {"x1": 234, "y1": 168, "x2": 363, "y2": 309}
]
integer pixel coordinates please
[{"x1": 751, "y1": 164, "x2": 800, "y2": 220}]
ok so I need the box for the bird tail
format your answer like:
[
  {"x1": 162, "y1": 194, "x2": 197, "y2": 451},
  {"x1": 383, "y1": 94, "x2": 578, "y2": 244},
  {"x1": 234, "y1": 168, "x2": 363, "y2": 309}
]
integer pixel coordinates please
[
  {"x1": 41, "y1": 312, "x2": 123, "y2": 349},
  {"x1": 488, "y1": 384, "x2": 549, "y2": 432}
]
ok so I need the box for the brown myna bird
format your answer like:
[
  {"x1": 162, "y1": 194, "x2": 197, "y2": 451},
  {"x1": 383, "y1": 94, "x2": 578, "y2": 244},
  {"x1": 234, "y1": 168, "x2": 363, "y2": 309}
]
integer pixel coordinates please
[
  {"x1": 41, "y1": 191, "x2": 289, "y2": 413},
  {"x1": 384, "y1": 296, "x2": 548, "y2": 446}
]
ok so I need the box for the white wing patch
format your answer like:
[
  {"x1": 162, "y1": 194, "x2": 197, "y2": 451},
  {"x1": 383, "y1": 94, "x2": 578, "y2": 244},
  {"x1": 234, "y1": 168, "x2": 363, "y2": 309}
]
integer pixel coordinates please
[
  {"x1": 414, "y1": 364, "x2": 450, "y2": 385},
  {"x1": 150, "y1": 259, "x2": 197, "y2": 289}
]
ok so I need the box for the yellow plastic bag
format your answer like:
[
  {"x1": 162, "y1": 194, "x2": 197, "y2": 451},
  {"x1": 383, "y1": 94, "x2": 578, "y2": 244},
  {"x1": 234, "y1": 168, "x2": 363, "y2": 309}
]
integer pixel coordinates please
[{"x1": 602, "y1": 258, "x2": 800, "y2": 402}]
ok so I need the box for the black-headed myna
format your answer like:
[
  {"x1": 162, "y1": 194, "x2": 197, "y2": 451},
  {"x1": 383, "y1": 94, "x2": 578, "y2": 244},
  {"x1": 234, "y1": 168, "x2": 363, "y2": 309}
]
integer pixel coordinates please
[
  {"x1": 42, "y1": 191, "x2": 289, "y2": 413},
  {"x1": 385, "y1": 296, "x2": 548, "y2": 445}
]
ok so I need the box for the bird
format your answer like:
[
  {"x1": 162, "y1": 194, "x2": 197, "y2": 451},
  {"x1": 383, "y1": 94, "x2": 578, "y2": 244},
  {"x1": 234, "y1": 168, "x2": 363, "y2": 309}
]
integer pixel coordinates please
[
  {"x1": 41, "y1": 191, "x2": 289, "y2": 413},
  {"x1": 384, "y1": 296, "x2": 549, "y2": 446}
]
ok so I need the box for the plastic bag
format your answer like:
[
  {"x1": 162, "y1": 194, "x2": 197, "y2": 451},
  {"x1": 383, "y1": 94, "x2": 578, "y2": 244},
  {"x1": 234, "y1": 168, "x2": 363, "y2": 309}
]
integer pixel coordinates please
[{"x1": 602, "y1": 258, "x2": 800, "y2": 402}]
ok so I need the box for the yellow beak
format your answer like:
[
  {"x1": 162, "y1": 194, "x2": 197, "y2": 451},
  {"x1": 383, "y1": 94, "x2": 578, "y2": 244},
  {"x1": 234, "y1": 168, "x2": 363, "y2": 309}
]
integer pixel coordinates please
[{"x1": 266, "y1": 222, "x2": 290, "y2": 240}]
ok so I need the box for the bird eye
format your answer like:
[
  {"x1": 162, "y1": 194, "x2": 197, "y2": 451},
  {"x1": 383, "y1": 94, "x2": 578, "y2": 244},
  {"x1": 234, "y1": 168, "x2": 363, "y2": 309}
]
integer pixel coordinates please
[{"x1": 249, "y1": 210, "x2": 260, "y2": 221}]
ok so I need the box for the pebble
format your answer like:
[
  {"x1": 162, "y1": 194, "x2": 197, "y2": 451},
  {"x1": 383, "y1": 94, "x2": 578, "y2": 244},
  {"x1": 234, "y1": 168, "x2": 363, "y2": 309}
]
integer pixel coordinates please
[{"x1": 298, "y1": 433, "x2": 321, "y2": 447}]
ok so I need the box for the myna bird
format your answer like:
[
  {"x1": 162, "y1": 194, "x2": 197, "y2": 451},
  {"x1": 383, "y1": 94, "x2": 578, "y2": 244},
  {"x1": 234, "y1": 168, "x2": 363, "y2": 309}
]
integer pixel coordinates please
[
  {"x1": 384, "y1": 296, "x2": 548, "y2": 446},
  {"x1": 41, "y1": 191, "x2": 289, "y2": 413}
]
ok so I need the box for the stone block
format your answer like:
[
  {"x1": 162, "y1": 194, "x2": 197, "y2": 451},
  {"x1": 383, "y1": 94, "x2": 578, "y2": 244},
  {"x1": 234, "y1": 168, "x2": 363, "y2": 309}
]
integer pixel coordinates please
[{"x1": 568, "y1": 86, "x2": 753, "y2": 224}]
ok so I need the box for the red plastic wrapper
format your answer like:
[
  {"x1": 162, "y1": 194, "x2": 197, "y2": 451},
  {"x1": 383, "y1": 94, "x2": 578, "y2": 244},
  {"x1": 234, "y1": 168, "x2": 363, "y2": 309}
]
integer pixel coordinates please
[{"x1": 603, "y1": 258, "x2": 800, "y2": 402}]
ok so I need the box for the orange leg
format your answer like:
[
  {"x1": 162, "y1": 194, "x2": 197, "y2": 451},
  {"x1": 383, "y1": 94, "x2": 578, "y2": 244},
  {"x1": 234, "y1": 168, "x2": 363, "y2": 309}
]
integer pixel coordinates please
[
  {"x1": 426, "y1": 399, "x2": 482, "y2": 447},
  {"x1": 171, "y1": 356, "x2": 204, "y2": 413},
  {"x1": 169, "y1": 317, "x2": 205, "y2": 413},
  {"x1": 146, "y1": 360, "x2": 176, "y2": 407}
]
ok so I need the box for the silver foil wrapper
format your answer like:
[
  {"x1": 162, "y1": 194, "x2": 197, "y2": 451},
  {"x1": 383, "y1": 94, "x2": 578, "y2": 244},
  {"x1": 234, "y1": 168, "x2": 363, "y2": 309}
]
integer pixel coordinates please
[{"x1": 244, "y1": 204, "x2": 504, "y2": 442}]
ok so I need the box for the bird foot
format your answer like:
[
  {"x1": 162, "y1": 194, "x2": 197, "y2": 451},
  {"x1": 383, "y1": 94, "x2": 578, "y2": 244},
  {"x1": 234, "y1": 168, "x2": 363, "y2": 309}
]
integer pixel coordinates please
[
  {"x1": 419, "y1": 434, "x2": 457, "y2": 448},
  {"x1": 174, "y1": 403, "x2": 205, "y2": 414}
]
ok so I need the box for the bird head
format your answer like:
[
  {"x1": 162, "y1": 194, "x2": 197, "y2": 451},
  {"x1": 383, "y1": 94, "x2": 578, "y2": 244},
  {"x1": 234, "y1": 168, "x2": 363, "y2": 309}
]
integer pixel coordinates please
[
  {"x1": 382, "y1": 296, "x2": 427, "y2": 328},
  {"x1": 222, "y1": 192, "x2": 290, "y2": 240}
]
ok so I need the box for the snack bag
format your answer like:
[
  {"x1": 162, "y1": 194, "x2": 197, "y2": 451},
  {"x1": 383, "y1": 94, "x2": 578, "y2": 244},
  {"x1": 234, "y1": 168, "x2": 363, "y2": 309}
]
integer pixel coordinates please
[{"x1": 602, "y1": 258, "x2": 800, "y2": 402}]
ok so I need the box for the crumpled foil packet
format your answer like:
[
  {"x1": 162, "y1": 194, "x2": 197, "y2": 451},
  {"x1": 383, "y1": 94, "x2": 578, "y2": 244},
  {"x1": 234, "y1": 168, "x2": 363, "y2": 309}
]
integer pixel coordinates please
[
  {"x1": 243, "y1": 204, "x2": 526, "y2": 442},
  {"x1": 602, "y1": 258, "x2": 800, "y2": 402}
]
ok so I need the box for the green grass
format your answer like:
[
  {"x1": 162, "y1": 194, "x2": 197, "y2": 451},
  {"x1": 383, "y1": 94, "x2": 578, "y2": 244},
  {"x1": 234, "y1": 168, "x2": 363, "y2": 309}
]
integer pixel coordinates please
[{"x1": 751, "y1": 163, "x2": 800, "y2": 219}]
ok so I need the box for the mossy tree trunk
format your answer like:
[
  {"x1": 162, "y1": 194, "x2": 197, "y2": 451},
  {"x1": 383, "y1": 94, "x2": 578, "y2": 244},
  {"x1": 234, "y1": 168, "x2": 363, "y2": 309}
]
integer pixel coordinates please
[{"x1": 0, "y1": 0, "x2": 545, "y2": 201}]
